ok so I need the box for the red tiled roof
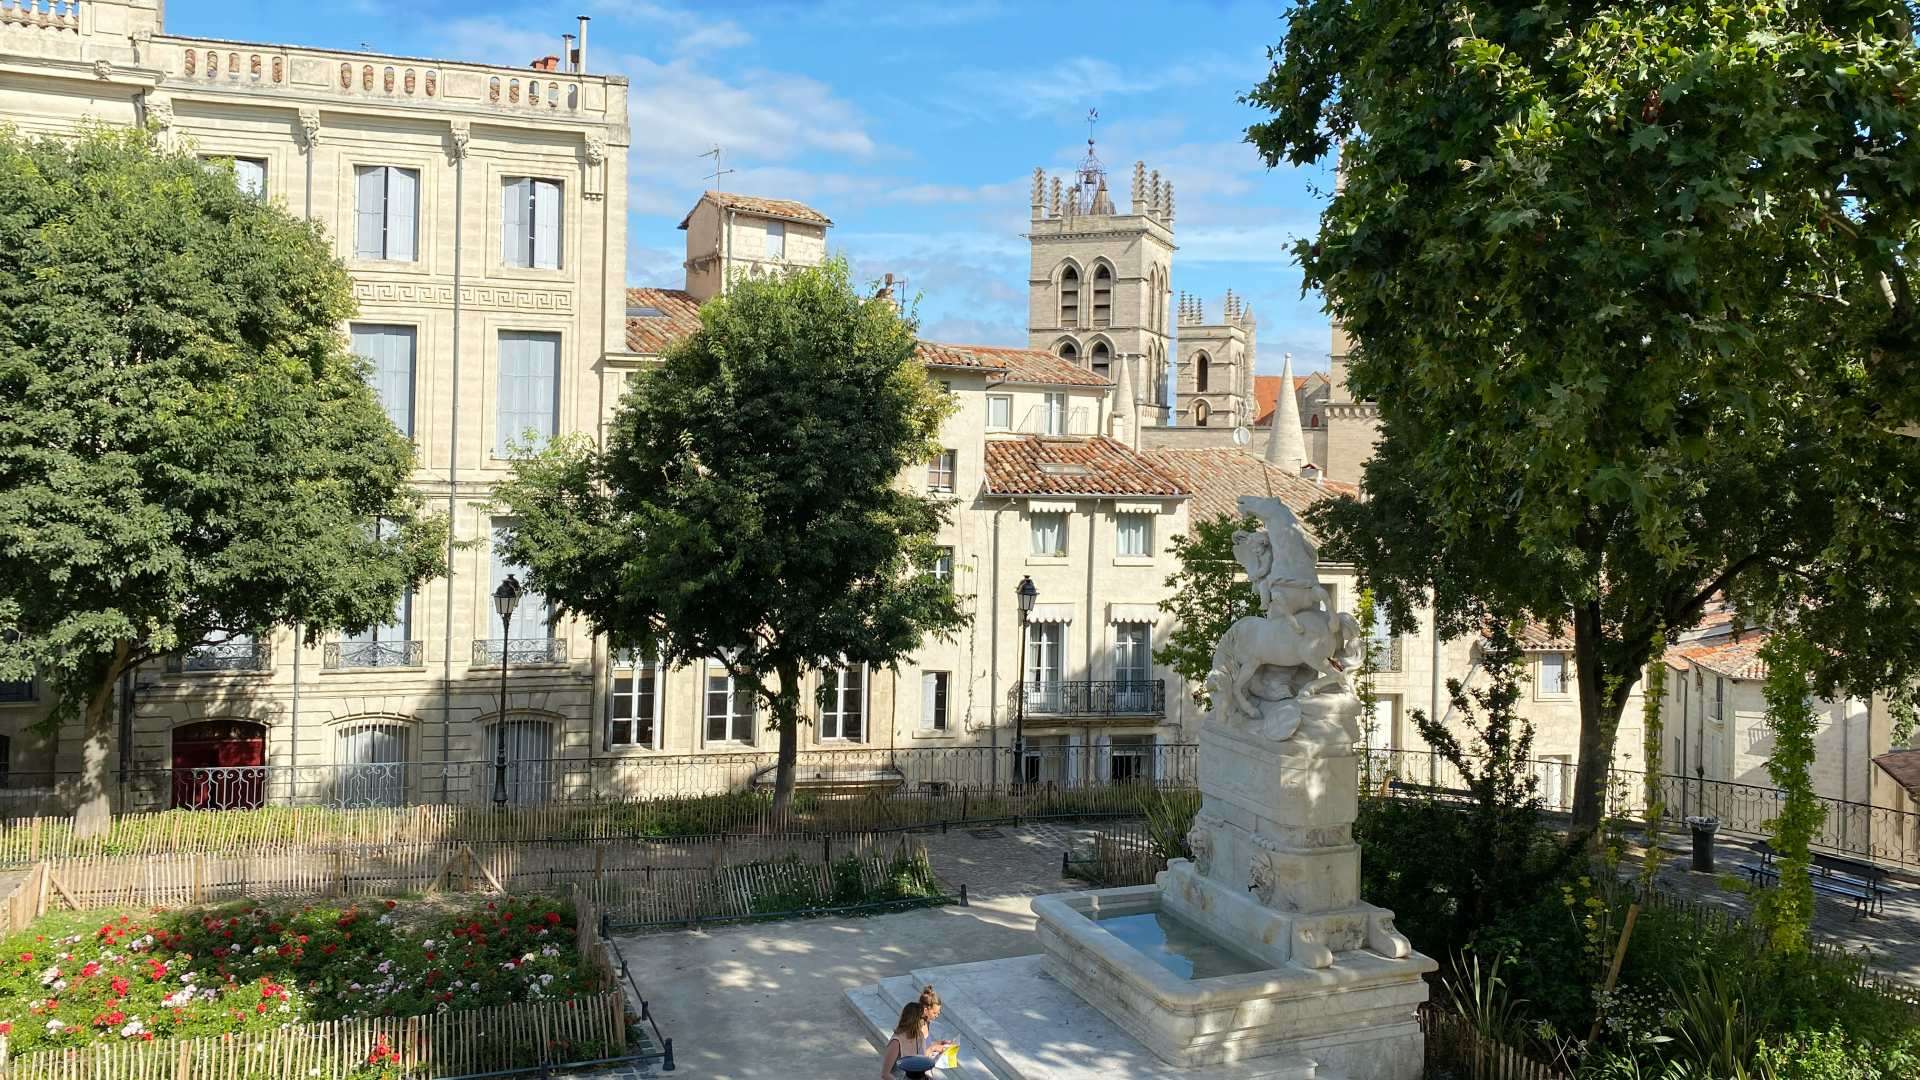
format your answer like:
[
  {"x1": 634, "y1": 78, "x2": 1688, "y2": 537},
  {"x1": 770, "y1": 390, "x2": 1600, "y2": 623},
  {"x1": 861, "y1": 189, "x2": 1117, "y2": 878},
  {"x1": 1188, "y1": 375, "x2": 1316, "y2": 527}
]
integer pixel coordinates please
[
  {"x1": 1667, "y1": 629, "x2": 1771, "y2": 681},
  {"x1": 1252, "y1": 373, "x2": 1324, "y2": 427},
  {"x1": 1139, "y1": 447, "x2": 1354, "y2": 536},
  {"x1": 985, "y1": 436, "x2": 1188, "y2": 498},
  {"x1": 623, "y1": 288, "x2": 704, "y2": 355},
  {"x1": 1518, "y1": 618, "x2": 1574, "y2": 652},
  {"x1": 677, "y1": 191, "x2": 833, "y2": 229},
  {"x1": 916, "y1": 342, "x2": 1109, "y2": 387}
]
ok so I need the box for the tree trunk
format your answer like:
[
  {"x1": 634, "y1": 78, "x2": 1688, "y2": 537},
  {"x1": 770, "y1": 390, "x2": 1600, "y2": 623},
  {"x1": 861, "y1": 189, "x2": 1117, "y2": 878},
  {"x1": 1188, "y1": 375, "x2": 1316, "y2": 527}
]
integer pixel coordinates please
[
  {"x1": 72, "y1": 642, "x2": 132, "y2": 838},
  {"x1": 1569, "y1": 605, "x2": 1644, "y2": 838},
  {"x1": 769, "y1": 656, "x2": 802, "y2": 828}
]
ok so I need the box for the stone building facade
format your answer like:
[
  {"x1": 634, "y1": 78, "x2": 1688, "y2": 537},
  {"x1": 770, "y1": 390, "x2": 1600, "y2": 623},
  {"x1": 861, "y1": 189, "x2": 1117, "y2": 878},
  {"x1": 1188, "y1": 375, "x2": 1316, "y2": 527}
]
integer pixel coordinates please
[{"x1": 0, "y1": 0, "x2": 635, "y2": 812}]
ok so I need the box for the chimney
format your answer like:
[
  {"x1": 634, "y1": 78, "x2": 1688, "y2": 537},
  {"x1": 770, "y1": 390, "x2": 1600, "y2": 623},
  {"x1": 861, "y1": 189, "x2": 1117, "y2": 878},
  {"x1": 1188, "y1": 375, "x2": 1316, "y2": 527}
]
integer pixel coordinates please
[
  {"x1": 563, "y1": 34, "x2": 575, "y2": 73},
  {"x1": 576, "y1": 15, "x2": 590, "y2": 74}
]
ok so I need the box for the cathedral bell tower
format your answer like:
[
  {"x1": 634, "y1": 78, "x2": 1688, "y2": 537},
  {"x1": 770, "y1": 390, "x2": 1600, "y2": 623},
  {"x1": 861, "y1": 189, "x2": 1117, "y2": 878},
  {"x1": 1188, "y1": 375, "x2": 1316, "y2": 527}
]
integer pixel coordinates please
[
  {"x1": 1026, "y1": 137, "x2": 1175, "y2": 431},
  {"x1": 1174, "y1": 290, "x2": 1257, "y2": 429}
]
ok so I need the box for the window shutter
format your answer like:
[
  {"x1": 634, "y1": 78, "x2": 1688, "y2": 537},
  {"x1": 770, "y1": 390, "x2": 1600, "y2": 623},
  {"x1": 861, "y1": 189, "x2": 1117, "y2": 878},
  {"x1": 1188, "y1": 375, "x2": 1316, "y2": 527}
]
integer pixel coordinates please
[
  {"x1": 502, "y1": 178, "x2": 527, "y2": 267},
  {"x1": 921, "y1": 673, "x2": 937, "y2": 731},
  {"x1": 386, "y1": 168, "x2": 418, "y2": 261},
  {"x1": 354, "y1": 167, "x2": 385, "y2": 258},
  {"x1": 533, "y1": 180, "x2": 562, "y2": 269},
  {"x1": 530, "y1": 334, "x2": 559, "y2": 445}
]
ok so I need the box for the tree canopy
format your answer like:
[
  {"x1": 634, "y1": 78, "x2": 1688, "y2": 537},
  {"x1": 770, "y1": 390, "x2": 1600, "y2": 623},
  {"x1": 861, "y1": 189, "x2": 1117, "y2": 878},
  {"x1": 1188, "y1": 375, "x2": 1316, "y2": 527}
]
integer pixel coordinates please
[
  {"x1": 0, "y1": 127, "x2": 445, "y2": 831},
  {"x1": 494, "y1": 259, "x2": 966, "y2": 818},
  {"x1": 1248, "y1": 1, "x2": 1920, "y2": 829},
  {"x1": 1155, "y1": 512, "x2": 1261, "y2": 710}
]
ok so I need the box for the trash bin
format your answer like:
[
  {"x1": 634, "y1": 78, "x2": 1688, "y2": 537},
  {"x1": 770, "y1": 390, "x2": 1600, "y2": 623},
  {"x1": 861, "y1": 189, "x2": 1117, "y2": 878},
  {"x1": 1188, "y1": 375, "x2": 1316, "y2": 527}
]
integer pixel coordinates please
[{"x1": 1686, "y1": 816, "x2": 1719, "y2": 872}]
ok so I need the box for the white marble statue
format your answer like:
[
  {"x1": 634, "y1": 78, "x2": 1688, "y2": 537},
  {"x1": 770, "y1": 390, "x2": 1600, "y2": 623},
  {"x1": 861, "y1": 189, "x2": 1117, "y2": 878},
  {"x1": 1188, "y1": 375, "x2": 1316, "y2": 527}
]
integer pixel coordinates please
[{"x1": 1204, "y1": 496, "x2": 1364, "y2": 742}]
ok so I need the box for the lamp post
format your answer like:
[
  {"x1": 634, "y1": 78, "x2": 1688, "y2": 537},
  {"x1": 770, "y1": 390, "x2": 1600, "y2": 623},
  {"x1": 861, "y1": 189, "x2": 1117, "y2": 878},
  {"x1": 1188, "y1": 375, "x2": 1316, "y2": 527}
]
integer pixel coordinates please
[
  {"x1": 491, "y1": 575, "x2": 522, "y2": 808},
  {"x1": 1015, "y1": 575, "x2": 1037, "y2": 789}
]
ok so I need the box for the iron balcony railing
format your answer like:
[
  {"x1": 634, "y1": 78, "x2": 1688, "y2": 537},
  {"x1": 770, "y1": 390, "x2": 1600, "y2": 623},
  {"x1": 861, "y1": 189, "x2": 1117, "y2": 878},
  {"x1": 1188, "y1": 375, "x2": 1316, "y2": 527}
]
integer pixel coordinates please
[
  {"x1": 324, "y1": 640, "x2": 425, "y2": 669},
  {"x1": 165, "y1": 642, "x2": 273, "y2": 674},
  {"x1": 1016, "y1": 679, "x2": 1166, "y2": 718},
  {"x1": 472, "y1": 638, "x2": 569, "y2": 666}
]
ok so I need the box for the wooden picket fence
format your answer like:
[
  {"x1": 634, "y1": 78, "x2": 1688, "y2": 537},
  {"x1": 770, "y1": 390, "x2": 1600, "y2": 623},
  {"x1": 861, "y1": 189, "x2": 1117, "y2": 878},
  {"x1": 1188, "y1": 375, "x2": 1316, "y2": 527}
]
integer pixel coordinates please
[
  {"x1": 1421, "y1": 1007, "x2": 1569, "y2": 1080},
  {"x1": 0, "y1": 780, "x2": 1175, "y2": 865},
  {"x1": 0, "y1": 993, "x2": 629, "y2": 1078},
  {"x1": 588, "y1": 835, "x2": 950, "y2": 929}
]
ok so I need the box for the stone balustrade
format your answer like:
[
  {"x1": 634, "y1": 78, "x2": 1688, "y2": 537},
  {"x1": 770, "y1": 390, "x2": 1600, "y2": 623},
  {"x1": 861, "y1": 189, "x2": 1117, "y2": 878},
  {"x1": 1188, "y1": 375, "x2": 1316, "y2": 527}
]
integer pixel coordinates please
[{"x1": 0, "y1": 0, "x2": 81, "y2": 33}]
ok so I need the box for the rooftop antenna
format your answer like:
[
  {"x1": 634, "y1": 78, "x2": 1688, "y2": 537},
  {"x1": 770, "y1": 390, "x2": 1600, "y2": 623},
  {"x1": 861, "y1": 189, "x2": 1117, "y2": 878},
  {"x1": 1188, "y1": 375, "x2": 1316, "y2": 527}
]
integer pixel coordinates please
[{"x1": 699, "y1": 145, "x2": 734, "y2": 189}]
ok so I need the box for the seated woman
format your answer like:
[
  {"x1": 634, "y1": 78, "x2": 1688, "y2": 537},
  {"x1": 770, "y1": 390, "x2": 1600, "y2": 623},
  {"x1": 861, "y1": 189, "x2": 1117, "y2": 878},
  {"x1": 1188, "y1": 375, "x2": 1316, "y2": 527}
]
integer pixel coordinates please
[{"x1": 879, "y1": 1001, "x2": 953, "y2": 1079}]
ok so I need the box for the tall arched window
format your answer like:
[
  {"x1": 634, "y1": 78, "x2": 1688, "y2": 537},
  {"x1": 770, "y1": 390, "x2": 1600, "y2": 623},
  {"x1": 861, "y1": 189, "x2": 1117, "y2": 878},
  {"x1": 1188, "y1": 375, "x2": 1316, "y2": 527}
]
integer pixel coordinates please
[
  {"x1": 1310, "y1": 414, "x2": 1320, "y2": 428},
  {"x1": 1196, "y1": 352, "x2": 1211, "y2": 393},
  {"x1": 1090, "y1": 341, "x2": 1111, "y2": 380},
  {"x1": 1091, "y1": 265, "x2": 1113, "y2": 328},
  {"x1": 1194, "y1": 401, "x2": 1210, "y2": 427},
  {"x1": 1058, "y1": 340, "x2": 1079, "y2": 364},
  {"x1": 1059, "y1": 266, "x2": 1081, "y2": 327}
]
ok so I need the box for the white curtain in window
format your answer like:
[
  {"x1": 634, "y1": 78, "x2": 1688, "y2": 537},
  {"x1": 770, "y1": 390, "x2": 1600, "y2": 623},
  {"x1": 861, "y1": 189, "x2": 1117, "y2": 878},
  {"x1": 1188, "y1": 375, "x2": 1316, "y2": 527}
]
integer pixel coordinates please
[
  {"x1": 532, "y1": 180, "x2": 562, "y2": 269},
  {"x1": 233, "y1": 158, "x2": 266, "y2": 198},
  {"x1": 1044, "y1": 393, "x2": 1067, "y2": 435},
  {"x1": 496, "y1": 332, "x2": 560, "y2": 455},
  {"x1": 354, "y1": 166, "x2": 385, "y2": 258},
  {"x1": 1541, "y1": 652, "x2": 1567, "y2": 694},
  {"x1": 1030, "y1": 513, "x2": 1065, "y2": 555},
  {"x1": 987, "y1": 395, "x2": 1011, "y2": 429},
  {"x1": 1116, "y1": 514, "x2": 1150, "y2": 557},
  {"x1": 488, "y1": 719, "x2": 553, "y2": 804},
  {"x1": 352, "y1": 324, "x2": 415, "y2": 436},
  {"x1": 386, "y1": 167, "x2": 417, "y2": 261}
]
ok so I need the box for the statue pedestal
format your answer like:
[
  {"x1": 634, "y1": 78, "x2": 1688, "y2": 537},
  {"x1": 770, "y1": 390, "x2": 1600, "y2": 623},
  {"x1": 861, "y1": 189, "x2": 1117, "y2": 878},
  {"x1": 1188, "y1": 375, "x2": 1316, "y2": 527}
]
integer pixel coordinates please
[{"x1": 1164, "y1": 697, "x2": 1412, "y2": 970}]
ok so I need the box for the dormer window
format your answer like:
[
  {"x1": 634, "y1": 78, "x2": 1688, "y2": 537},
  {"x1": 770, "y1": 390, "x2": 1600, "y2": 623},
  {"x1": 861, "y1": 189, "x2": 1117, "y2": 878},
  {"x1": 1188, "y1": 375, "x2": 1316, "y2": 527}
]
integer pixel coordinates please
[
  {"x1": 1092, "y1": 265, "x2": 1113, "y2": 328},
  {"x1": 1060, "y1": 266, "x2": 1081, "y2": 326}
]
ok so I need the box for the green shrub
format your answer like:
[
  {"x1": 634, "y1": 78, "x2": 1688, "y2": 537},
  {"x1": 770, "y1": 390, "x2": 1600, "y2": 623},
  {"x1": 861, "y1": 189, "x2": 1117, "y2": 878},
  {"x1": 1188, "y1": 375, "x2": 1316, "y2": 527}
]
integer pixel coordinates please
[{"x1": 1752, "y1": 1027, "x2": 1920, "y2": 1080}]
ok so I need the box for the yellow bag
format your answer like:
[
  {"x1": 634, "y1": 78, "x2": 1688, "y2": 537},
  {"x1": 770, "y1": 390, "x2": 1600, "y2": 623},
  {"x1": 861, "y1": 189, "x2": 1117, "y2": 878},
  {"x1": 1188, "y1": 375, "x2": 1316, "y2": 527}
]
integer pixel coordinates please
[{"x1": 936, "y1": 1043, "x2": 959, "y2": 1069}]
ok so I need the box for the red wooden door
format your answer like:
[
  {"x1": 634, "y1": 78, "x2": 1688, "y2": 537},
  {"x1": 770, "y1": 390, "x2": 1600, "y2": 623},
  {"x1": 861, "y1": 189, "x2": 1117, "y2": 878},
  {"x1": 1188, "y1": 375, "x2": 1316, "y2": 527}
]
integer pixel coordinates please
[{"x1": 170, "y1": 720, "x2": 267, "y2": 809}]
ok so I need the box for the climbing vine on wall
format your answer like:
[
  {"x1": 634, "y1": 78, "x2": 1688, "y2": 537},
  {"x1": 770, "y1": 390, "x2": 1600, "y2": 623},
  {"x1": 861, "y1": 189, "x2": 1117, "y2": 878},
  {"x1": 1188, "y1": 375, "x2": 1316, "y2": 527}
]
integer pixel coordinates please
[
  {"x1": 1639, "y1": 631, "x2": 1668, "y2": 891},
  {"x1": 1755, "y1": 630, "x2": 1824, "y2": 954}
]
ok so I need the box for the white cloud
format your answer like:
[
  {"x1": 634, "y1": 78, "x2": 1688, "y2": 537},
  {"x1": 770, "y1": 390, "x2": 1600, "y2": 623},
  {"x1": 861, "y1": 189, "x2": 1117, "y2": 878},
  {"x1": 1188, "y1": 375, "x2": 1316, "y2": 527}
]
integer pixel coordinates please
[
  {"x1": 587, "y1": 1, "x2": 751, "y2": 56},
  {"x1": 940, "y1": 57, "x2": 1205, "y2": 120}
]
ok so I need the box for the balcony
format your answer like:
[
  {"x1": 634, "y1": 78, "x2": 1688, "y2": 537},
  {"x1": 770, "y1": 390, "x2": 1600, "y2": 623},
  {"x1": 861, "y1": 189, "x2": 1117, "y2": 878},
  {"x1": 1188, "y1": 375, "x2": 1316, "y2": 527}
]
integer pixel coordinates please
[
  {"x1": 324, "y1": 640, "x2": 425, "y2": 669},
  {"x1": 166, "y1": 642, "x2": 272, "y2": 674},
  {"x1": 472, "y1": 638, "x2": 569, "y2": 666},
  {"x1": 1368, "y1": 636, "x2": 1404, "y2": 675},
  {"x1": 1015, "y1": 680, "x2": 1166, "y2": 720}
]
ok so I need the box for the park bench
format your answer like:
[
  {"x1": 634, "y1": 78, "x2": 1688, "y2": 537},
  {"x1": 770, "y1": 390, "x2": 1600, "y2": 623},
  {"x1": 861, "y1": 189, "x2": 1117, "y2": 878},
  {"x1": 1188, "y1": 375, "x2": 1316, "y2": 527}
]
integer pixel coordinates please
[
  {"x1": 1739, "y1": 841, "x2": 1890, "y2": 919},
  {"x1": 1386, "y1": 779, "x2": 1475, "y2": 805}
]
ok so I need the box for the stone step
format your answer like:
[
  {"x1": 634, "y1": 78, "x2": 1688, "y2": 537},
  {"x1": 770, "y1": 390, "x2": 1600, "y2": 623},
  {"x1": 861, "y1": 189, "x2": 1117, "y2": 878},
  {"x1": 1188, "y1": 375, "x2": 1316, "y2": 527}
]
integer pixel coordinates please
[{"x1": 844, "y1": 979, "x2": 1006, "y2": 1080}]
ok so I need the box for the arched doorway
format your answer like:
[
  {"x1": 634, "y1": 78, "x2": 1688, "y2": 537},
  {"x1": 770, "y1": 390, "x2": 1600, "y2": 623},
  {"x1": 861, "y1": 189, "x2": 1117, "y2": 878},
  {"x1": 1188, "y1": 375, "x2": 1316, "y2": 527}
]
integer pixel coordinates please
[
  {"x1": 171, "y1": 719, "x2": 267, "y2": 810},
  {"x1": 485, "y1": 717, "x2": 555, "y2": 805}
]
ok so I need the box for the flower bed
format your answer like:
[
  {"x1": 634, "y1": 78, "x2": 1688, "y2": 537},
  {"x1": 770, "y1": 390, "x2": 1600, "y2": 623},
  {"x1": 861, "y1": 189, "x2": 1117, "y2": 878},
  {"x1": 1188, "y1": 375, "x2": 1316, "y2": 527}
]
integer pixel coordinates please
[{"x1": 0, "y1": 895, "x2": 598, "y2": 1057}]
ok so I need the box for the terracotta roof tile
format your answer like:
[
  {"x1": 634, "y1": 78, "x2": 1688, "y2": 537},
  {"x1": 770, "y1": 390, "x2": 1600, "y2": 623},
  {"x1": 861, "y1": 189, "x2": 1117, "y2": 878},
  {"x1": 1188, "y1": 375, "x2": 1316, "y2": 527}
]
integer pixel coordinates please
[
  {"x1": 678, "y1": 191, "x2": 833, "y2": 229},
  {"x1": 1666, "y1": 629, "x2": 1771, "y2": 681},
  {"x1": 1253, "y1": 373, "x2": 1324, "y2": 427},
  {"x1": 917, "y1": 342, "x2": 1109, "y2": 387},
  {"x1": 1138, "y1": 447, "x2": 1354, "y2": 536},
  {"x1": 1517, "y1": 618, "x2": 1574, "y2": 652},
  {"x1": 623, "y1": 288, "x2": 704, "y2": 355},
  {"x1": 985, "y1": 436, "x2": 1188, "y2": 498}
]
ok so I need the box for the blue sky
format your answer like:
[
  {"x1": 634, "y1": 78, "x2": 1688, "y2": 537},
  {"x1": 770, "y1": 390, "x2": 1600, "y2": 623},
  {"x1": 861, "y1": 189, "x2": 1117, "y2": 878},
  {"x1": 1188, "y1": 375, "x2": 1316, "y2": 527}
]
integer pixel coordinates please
[{"x1": 168, "y1": 0, "x2": 1336, "y2": 373}]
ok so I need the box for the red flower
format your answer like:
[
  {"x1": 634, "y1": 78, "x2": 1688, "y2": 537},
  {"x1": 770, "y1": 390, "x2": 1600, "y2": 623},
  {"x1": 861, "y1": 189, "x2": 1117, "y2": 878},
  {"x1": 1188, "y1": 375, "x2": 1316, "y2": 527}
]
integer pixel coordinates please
[
  {"x1": 544, "y1": 912, "x2": 561, "y2": 925},
  {"x1": 322, "y1": 945, "x2": 337, "y2": 956},
  {"x1": 384, "y1": 900, "x2": 397, "y2": 911},
  {"x1": 256, "y1": 1002, "x2": 268, "y2": 1014},
  {"x1": 296, "y1": 935, "x2": 308, "y2": 945},
  {"x1": 80, "y1": 962, "x2": 101, "y2": 978},
  {"x1": 111, "y1": 977, "x2": 129, "y2": 997},
  {"x1": 268, "y1": 923, "x2": 283, "y2": 934},
  {"x1": 141, "y1": 1032, "x2": 155, "y2": 1041},
  {"x1": 0, "y1": 1022, "x2": 12, "y2": 1035}
]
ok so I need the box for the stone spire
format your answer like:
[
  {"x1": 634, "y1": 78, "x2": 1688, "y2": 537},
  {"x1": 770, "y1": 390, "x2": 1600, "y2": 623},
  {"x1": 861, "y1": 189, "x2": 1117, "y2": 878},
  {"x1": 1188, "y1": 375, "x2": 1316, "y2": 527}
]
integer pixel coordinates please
[
  {"x1": 1111, "y1": 347, "x2": 1139, "y2": 450},
  {"x1": 1265, "y1": 351, "x2": 1308, "y2": 475}
]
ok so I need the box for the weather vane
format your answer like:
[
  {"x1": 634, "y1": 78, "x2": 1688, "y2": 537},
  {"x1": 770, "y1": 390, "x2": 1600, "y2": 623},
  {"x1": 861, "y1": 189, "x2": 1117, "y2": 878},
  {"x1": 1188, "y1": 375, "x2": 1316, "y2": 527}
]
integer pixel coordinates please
[{"x1": 1086, "y1": 108, "x2": 1099, "y2": 148}]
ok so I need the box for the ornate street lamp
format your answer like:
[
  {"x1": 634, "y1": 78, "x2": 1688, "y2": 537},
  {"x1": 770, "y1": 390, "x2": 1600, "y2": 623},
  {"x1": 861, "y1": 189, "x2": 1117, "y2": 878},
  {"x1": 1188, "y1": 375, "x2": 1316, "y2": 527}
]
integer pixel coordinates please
[
  {"x1": 491, "y1": 575, "x2": 522, "y2": 808},
  {"x1": 1015, "y1": 575, "x2": 1037, "y2": 788}
]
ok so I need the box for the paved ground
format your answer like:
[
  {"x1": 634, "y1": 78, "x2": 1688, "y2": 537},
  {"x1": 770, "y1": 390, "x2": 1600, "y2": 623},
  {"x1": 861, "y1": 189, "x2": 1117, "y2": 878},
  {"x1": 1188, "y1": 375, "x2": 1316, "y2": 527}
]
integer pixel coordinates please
[
  {"x1": 606, "y1": 822, "x2": 1092, "y2": 1079},
  {"x1": 1625, "y1": 833, "x2": 1920, "y2": 982}
]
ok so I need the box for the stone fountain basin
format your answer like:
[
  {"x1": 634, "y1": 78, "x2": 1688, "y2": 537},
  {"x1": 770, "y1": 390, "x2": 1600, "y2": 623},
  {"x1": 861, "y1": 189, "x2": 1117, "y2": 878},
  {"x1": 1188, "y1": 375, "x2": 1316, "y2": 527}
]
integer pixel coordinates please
[{"x1": 1033, "y1": 885, "x2": 1430, "y2": 1078}]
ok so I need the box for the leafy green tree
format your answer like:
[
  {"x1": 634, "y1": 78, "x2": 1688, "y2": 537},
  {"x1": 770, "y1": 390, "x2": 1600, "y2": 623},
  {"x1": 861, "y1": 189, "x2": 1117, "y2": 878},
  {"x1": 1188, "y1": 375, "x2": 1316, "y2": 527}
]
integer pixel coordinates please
[
  {"x1": 1248, "y1": 2, "x2": 1920, "y2": 833},
  {"x1": 0, "y1": 128, "x2": 445, "y2": 833},
  {"x1": 1154, "y1": 513, "x2": 1260, "y2": 709},
  {"x1": 493, "y1": 260, "x2": 965, "y2": 820}
]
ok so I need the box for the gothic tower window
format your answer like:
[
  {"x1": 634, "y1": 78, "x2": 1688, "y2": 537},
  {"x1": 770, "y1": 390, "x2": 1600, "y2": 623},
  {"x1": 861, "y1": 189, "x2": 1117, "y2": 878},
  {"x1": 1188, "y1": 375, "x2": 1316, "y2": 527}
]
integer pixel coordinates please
[
  {"x1": 1059, "y1": 265, "x2": 1081, "y2": 327},
  {"x1": 1194, "y1": 400, "x2": 1210, "y2": 427},
  {"x1": 1196, "y1": 352, "x2": 1211, "y2": 393},
  {"x1": 1058, "y1": 340, "x2": 1079, "y2": 364},
  {"x1": 1090, "y1": 341, "x2": 1111, "y2": 381},
  {"x1": 1092, "y1": 265, "x2": 1113, "y2": 328}
]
